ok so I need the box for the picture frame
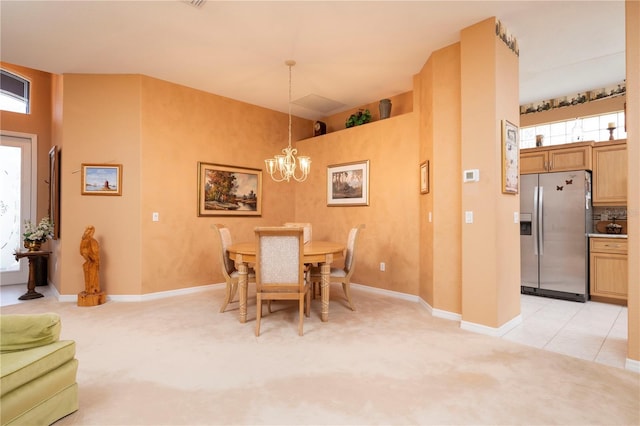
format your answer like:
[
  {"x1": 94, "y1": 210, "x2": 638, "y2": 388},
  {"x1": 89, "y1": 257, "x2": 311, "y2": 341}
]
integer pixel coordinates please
[
  {"x1": 327, "y1": 160, "x2": 369, "y2": 206},
  {"x1": 502, "y1": 120, "x2": 519, "y2": 194},
  {"x1": 197, "y1": 162, "x2": 262, "y2": 216},
  {"x1": 420, "y1": 160, "x2": 429, "y2": 194},
  {"x1": 48, "y1": 146, "x2": 60, "y2": 239},
  {"x1": 81, "y1": 164, "x2": 122, "y2": 196}
]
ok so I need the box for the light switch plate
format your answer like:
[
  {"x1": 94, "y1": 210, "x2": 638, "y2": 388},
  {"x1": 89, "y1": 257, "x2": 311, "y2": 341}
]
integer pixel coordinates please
[{"x1": 465, "y1": 211, "x2": 473, "y2": 224}]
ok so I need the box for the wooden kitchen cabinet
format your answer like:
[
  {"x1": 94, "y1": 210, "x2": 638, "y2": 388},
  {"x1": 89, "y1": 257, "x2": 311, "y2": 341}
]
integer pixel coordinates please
[
  {"x1": 592, "y1": 140, "x2": 627, "y2": 206},
  {"x1": 520, "y1": 142, "x2": 592, "y2": 174},
  {"x1": 590, "y1": 237, "x2": 628, "y2": 304}
]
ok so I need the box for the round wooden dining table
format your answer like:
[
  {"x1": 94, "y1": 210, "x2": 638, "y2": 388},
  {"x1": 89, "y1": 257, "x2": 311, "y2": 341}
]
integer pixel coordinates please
[{"x1": 227, "y1": 240, "x2": 345, "y2": 323}]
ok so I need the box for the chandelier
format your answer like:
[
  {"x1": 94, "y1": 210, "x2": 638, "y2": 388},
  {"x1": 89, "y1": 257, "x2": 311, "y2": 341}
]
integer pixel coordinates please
[{"x1": 264, "y1": 60, "x2": 311, "y2": 182}]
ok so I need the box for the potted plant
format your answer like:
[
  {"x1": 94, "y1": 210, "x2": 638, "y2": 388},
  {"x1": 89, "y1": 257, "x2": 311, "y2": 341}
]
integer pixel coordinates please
[
  {"x1": 345, "y1": 109, "x2": 371, "y2": 128},
  {"x1": 23, "y1": 217, "x2": 54, "y2": 251}
]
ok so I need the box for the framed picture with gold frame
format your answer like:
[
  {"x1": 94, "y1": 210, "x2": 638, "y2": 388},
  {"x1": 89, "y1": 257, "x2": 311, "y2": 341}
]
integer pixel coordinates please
[
  {"x1": 197, "y1": 162, "x2": 262, "y2": 216},
  {"x1": 48, "y1": 146, "x2": 60, "y2": 238},
  {"x1": 501, "y1": 120, "x2": 519, "y2": 194},
  {"x1": 420, "y1": 160, "x2": 429, "y2": 194},
  {"x1": 81, "y1": 164, "x2": 122, "y2": 196}
]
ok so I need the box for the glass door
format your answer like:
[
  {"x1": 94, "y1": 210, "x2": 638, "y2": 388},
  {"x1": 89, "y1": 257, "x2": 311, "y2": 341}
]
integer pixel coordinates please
[{"x1": 0, "y1": 133, "x2": 36, "y2": 285}]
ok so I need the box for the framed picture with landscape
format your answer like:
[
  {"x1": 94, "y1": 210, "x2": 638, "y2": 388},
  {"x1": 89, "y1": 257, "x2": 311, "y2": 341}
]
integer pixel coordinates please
[
  {"x1": 197, "y1": 162, "x2": 262, "y2": 216},
  {"x1": 81, "y1": 164, "x2": 122, "y2": 196},
  {"x1": 327, "y1": 160, "x2": 369, "y2": 206}
]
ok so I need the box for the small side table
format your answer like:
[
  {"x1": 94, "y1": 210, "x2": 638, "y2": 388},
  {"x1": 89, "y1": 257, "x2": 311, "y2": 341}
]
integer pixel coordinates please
[{"x1": 14, "y1": 250, "x2": 51, "y2": 300}]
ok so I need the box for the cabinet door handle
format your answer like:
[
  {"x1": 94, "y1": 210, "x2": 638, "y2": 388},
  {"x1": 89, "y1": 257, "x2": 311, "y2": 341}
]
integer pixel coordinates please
[{"x1": 604, "y1": 244, "x2": 620, "y2": 248}]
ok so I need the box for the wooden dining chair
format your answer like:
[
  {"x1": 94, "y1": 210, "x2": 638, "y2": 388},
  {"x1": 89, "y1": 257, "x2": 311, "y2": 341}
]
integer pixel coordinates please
[
  {"x1": 283, "y1": 222, "x2": 312, "y2": 244},
  {"x1": 310, "y1": 224, "x2": 364, "y2": 311},
  {"x1": 213, "y1": 224, "x2": 255, "y2": 313},
  {"x1": 254, "y1": 227, "x2": 310, "y2": 336}
]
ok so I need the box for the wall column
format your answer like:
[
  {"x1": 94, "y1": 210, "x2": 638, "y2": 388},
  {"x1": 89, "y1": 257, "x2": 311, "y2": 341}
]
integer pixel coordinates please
[
  {"x1": 459, "y1": 18, "x2": 521, "y2": 332},
  {"x1": 625, "y1": 0, "x2": 639, "y2": 368}
]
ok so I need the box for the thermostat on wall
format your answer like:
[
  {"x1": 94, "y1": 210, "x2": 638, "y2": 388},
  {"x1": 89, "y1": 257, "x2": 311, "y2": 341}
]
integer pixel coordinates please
[{"x1": 463, "y1": 169, "x2": 480, "y2": 182}]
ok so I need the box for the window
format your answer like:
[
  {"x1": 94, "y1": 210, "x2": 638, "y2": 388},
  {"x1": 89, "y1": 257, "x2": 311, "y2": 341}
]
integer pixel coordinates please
[
  {"x1": 520, "y1": 111, "x2": 626, "y2": 148},
  {"x1": 0, "y1": 69, "x2": 30, "y2": 114}
]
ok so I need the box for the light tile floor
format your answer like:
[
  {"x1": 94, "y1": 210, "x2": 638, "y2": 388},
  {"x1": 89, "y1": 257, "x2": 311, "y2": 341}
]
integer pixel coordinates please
[
  {"x1": 0, "y1": 285, "x2": 629, "y2": 369},
  {"x1": 502, "y1": 294, "x2": 629, "y2": 369}
]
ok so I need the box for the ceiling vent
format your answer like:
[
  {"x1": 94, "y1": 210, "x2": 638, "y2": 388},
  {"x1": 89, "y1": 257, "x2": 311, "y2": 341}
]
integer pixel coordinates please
[
  {"x1": 182, "y1": 0, "x2": 206, "y2": 8},
  {"x1": 292, "y1": 94, "x2": 345, "y2": 114}
]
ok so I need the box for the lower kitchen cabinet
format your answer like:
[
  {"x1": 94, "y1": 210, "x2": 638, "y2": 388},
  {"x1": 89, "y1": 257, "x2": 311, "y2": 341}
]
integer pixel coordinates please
[{"x1": 590, "y1": 237, "x2": 628, "y2": 304}]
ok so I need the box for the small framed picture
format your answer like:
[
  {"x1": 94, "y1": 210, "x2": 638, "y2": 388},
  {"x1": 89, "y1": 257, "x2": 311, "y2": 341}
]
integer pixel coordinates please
[
  {"x1": 420, "y1": 160, "x2": 429, "y2": 194},
  {"x1": 81, "y1": 164, "x2": 122, "y2": 196},
  {"x1": 327, "y1": 160, "x2": 369, "y2": 206},
  {"x1": 197, "y1": 162, "x2": 262, "y2": 216},
  {"x1": 502, "y1": 120, "x2": 519, "y2": 194}
]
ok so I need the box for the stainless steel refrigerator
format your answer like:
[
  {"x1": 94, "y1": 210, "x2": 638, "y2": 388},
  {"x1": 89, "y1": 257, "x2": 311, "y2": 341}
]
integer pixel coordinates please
[{"x1": 520, "y1": 170, "x2": 592, "y2": 302}]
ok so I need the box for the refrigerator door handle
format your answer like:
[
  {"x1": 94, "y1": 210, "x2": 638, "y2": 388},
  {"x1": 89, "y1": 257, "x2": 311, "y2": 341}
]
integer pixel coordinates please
[
  {"x1": 533, "y1": 186, "x2": 539, "y2": 255},
  {"x1": 539, "y1": 186, "x2": 544, "y2": 255}
]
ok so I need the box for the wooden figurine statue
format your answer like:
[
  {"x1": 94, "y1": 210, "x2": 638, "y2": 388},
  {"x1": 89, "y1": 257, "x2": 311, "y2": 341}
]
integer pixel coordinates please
[{"x1": 78, "y1": 225, "x2": 106, "y2": 307}]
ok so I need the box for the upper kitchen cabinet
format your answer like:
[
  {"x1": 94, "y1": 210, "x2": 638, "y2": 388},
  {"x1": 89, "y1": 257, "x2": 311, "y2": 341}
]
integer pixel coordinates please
[
  {"x1": 592, "y1": 140, "x2": 627, "y2": 206},
  {"x1": 520, "y1": 142, "x2": 593, "y2": 174}
]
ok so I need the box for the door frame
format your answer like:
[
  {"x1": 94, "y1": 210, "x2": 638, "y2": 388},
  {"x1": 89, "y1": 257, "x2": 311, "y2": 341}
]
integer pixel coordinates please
[{"x1": 0, "y1": 130, "x2": 38, "y2": 285}]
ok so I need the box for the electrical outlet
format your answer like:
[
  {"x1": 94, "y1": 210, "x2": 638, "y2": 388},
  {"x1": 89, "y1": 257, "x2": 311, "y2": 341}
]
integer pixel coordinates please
[
  {"x1": 380, "y1": 262, "x2": 386, "y2": 272},
  {"x1": 152, "y1": 212, "x2": 159, "y2": 222}
]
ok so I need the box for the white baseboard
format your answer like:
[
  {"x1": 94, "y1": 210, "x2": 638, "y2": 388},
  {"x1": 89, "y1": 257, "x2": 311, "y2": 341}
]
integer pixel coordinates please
[
  {"x1": 625, "y1": 357, "x2": 640, "y2": 373},
  {"x1": 55, "y1": 283, "x2": 224, "y2": 303},
  {"x1": 432, "y1": 308, "x2": 463, "y2": 322},
  {"x1": 460, "y1": 314, "x2": 523, "y2": 337},
  {"x1": 351, "y1": 282, "x2": 420, "y2": 303}
]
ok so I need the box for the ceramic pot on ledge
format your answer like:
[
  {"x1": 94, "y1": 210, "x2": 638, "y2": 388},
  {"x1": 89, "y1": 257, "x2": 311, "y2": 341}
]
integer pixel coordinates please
[{"x1": 379, "y1": 99, "x2": 392, "y2": 120}]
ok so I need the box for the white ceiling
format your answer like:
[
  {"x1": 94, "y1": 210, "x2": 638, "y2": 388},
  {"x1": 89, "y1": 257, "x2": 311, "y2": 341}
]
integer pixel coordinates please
[{"x1": 0, "y1": 1, "x2": 626, "y2": 121}]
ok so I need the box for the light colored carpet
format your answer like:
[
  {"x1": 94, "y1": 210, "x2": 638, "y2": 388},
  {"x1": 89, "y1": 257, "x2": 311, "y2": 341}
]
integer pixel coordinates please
[{"x1": 1, "y1": 284, "x2": 638, "y2": 425}]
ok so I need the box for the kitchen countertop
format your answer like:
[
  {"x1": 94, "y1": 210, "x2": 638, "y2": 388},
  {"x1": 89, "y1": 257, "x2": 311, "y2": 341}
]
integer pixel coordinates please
[{"x1": 588, "y1": 233, "x2": 628, "y2": 239}]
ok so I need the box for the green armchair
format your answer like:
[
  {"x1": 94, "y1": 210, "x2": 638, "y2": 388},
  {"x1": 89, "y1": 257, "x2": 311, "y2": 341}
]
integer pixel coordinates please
[{"x1": 0, "y1": 313, "x2": 78, "y2": 426}]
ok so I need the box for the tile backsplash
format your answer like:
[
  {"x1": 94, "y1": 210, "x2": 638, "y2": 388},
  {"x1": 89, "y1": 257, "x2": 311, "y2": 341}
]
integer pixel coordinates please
[{"x1": 593, "y1": 206, "x2": 627, "y2": 221}]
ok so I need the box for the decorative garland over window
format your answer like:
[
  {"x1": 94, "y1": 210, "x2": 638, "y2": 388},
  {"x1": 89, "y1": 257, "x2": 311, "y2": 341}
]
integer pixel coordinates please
[{"x1": 520, "y1": 82, "x2": 626, "y2": 115}]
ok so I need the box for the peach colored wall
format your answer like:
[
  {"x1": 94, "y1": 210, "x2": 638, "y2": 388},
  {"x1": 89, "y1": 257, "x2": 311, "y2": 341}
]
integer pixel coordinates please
[
  {"x1": 430, "y1": 44, "x2": 463, "y2": 314},
  {"x1": 415, "y1": 43, "x2": 463, "y2": 313},
  {"x1": 0, "y1": 62, "x2": 52, "y2": 241},
  {"x1": 139, "y1": 76, "x2": 306, "y2": 293},
  {"x1": 49, "y1": 73, "x2": 63, "y2": 290},
  {"x1": 625, "y1": 0, "x2": 639, "y2": 363},
  {"x1": 59, "y1": 75, "x2": 143, "y2": 296},
  {"x1": 320, "y1": 91, "x2": 413, "y2": 134},
  {"x1": 520, "y1": 95, "x2": 626, "y2": 127},
  {"x1": 493, "y1": 29, "x2": 522, "y2": 326},
  {"x1": 417, "y1": 57, "x2": 434, "y2": 306},
  {"x1": 460, "y1": 18, "x2": 521, "y2": 328},
  {"x1": 58, "y1": 74, "x2": 312, "y2": 296},
  {"x1": 294, "y1": 113, "x2": 420, "y2": 295}
]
